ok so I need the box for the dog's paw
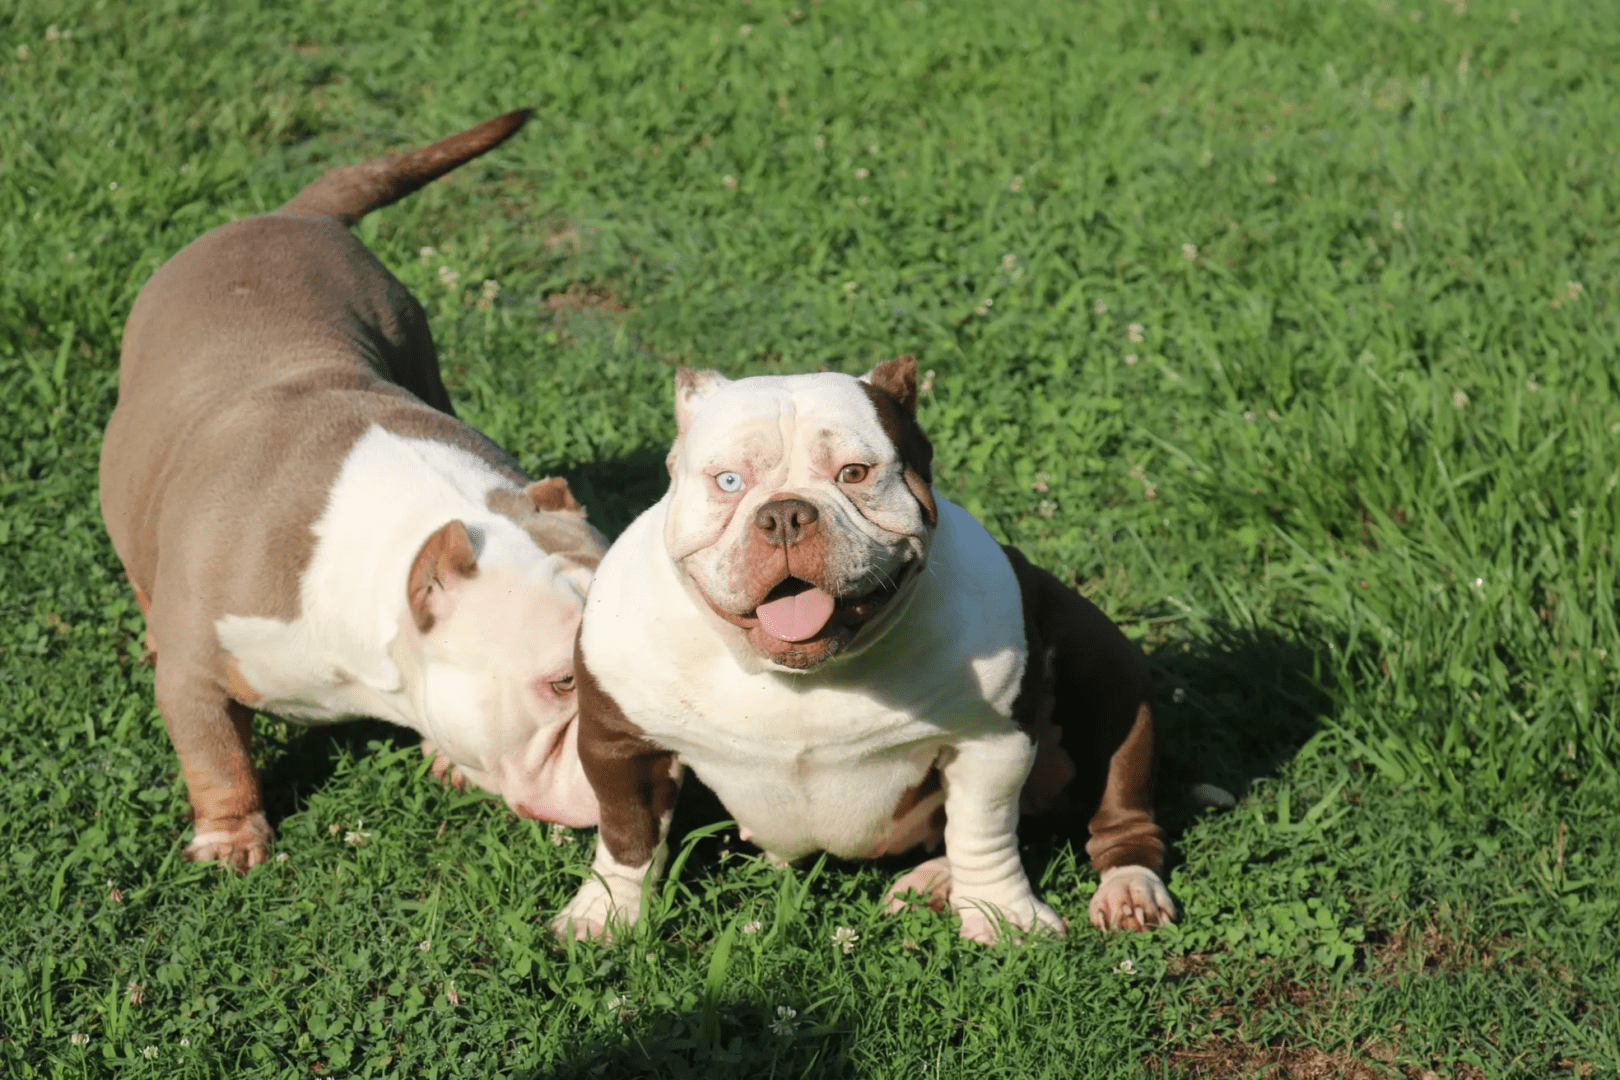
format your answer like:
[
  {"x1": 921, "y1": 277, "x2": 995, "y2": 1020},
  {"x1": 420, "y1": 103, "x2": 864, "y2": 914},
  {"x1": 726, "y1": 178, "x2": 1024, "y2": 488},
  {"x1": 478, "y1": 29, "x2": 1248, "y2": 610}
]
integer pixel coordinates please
[
  {"x1": 884, "y1": 856, "x2": 952, "y2": 914},
  {"x1": 420, "y1": 741, "x2": 468, "y2": 790},
  {"x1": 1088, "y1": 865, "x2": 1175, "y2": 932},
  {"x1": 185, "y1": 812, "x2": 274, "y2": 872},
  {"x1": 952, "y1": 893, "x2": 1067, "y2": 945},
  {"x1": 549, "y1": 878, "x2": 641, "y2": 943}
]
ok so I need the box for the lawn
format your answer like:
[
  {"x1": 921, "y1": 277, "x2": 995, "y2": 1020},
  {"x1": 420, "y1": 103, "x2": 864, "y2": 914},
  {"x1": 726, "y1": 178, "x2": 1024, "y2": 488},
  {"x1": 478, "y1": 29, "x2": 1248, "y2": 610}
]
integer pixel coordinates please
[{"x1": 2, "y1": 0, "x2": 1618, "y2": 1076}]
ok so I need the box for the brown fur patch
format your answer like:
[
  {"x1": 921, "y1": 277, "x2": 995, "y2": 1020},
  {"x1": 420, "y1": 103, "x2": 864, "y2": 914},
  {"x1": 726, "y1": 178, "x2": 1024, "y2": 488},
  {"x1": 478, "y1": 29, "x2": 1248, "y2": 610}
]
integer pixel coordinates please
[
  {"x1": 574, "y1": 639, "x2": 680, "y2": 868},
  {"x1": 223, "y1": 655, "x2": 262, "y2": 707},
  {"x1": 485, "y1": 487, "x2": 607, "y2": 572},
  {"x1": 857, "y1": 360, "x2": 937, "y2": 526}
]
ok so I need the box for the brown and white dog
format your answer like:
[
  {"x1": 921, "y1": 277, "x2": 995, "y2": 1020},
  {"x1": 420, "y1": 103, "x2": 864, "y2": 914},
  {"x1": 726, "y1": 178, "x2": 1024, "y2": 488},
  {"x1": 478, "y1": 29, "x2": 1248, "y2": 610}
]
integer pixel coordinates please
[
  {"x1": 100, "y1": 111, "x2": 606, "y2": 870},
  {"x1": 554, "y1": 357, "x2": 1173, "y2": 944}
]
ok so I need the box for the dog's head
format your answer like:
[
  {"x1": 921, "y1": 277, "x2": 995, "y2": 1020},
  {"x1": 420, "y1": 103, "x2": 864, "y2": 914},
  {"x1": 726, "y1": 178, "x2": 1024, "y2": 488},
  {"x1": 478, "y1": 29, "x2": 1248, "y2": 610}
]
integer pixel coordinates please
[
  {"x1": 403, "y1": 479, "x2": 602, "y2": 777},
  {"x1": 662, "y1": 355, "x2": 937, "y2": 672}
]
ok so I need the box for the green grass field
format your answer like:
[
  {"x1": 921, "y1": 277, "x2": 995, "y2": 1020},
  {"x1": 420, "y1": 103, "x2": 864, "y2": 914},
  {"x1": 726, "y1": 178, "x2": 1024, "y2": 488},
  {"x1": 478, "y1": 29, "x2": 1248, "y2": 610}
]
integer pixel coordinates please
[{"x1": 3, "y1": 0, "x2": 1618, "y2": 1075}]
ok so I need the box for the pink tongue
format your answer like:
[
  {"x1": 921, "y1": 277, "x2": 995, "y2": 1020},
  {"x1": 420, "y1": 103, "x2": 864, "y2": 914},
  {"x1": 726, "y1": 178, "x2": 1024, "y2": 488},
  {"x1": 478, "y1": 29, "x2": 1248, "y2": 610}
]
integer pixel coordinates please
[{"x1": 755, "y1": 587, "x2": 837, "y2": 642}]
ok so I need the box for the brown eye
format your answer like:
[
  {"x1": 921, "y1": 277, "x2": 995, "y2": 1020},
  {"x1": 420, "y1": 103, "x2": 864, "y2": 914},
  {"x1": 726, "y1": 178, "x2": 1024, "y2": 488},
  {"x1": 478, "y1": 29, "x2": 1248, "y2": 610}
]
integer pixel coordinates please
[
  {"x1": 838, "y1": 463, "x2": 870, "y2": 484},
  {"x1": 549, "y1": 674, "x2": 576, "y2": 695}
]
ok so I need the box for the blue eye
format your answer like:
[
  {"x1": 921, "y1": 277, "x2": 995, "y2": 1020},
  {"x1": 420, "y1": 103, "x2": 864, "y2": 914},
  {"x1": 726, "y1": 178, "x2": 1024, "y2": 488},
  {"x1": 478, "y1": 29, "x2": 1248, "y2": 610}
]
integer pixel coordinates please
[{"x1": 716, "y1": 471, "x2": 745, "y2": 493}]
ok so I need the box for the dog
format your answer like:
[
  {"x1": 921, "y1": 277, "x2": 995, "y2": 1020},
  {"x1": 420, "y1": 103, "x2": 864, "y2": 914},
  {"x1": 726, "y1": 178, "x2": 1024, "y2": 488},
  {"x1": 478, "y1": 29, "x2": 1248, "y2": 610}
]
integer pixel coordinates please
[
  {"x1": 553, "y1": 356, "x2": 1173, "y2": 943},
  {"x1": 99, "y1": 110, "x2": 606, "y2": 870}
]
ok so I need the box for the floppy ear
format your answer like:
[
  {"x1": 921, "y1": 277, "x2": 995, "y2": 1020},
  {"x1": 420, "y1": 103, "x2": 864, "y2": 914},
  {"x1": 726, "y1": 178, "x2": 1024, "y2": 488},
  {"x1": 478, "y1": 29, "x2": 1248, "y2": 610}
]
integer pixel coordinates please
[
  {"x1": 408, "y1": 520, "x2": 479, "y2": 631},
  {"x1": 862, "y1": 354, "x2": 919, "y2": 416},
  {"x1": 673, "y1": 368, "x2": 729, "y2": 436},
  {"x1": 525, "y1": 476, "x2": 586, "y2": 518}
]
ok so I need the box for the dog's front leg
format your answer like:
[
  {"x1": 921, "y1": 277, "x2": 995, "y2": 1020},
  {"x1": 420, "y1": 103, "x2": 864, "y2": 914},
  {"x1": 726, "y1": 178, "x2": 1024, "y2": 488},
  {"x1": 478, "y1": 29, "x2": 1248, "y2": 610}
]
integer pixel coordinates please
[
  {"x1": 550, "y1": 649, "x2": 681, "y2": 942},
  {"x1": 942, "y1": 728, "x2": 1066, "y2": 944}
]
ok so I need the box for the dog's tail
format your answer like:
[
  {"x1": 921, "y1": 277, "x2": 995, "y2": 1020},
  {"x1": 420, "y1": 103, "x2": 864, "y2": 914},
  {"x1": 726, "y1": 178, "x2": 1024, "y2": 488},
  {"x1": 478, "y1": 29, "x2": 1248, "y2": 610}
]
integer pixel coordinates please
[{"x1": 278, "y1": 109, "x2": 532, "y2": 226}]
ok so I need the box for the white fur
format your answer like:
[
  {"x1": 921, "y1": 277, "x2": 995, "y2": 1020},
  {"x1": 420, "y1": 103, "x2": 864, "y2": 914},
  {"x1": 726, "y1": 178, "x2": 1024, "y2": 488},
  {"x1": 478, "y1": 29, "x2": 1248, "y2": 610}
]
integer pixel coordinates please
[
  {"x1": 215, "y1": 424, "x2": 599, "y2": 826},
  {"x1": 576, "y1": 490, "x2": 1050, "y2": 939}
]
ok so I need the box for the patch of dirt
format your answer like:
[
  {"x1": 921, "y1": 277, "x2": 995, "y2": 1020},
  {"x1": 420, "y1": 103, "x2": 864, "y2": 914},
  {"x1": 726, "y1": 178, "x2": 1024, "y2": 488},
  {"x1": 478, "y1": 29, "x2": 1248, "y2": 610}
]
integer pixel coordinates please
[
  {"x1": 543, "y1": 282, "x2": 624, "y2": 316},
  {"x1": 1155, "y1": 1036, "x2": 1389, "y2": 1079},
  {"x1": 1361, "y1": 911, "x2": 1523, "y2": 978}
]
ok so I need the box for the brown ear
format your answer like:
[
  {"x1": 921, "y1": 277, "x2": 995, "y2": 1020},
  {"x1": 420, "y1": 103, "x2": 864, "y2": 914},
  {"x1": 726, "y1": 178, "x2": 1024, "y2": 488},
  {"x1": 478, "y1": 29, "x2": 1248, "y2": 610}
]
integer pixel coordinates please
[
  {"x1": 408, "y1": 520, "x2": 479, "y2": 631},
  {"x1": 864, "y1": 354, "x2": 919, "y2": 416},
  {"x1": 526, "y1": 476, "x2": 585, "y2": 517},
  {"x1": 857, "y1": 370, "x2": 938, "y2": 528}
]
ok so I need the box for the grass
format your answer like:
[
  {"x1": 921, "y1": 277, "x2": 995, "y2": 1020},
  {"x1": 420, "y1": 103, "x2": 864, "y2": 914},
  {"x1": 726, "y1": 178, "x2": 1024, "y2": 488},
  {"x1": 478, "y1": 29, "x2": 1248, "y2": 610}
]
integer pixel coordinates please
[{"x1": 2, "y1": 0, "x2": 1618, "y2": 1075}]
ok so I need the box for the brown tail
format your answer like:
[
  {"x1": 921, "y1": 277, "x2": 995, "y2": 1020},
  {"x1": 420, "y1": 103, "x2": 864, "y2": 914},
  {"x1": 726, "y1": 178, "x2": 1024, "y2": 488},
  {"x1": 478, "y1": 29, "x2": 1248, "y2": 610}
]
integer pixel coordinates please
[{"x1": 279, "y1": 109, "x2": 532, "y2": 226}]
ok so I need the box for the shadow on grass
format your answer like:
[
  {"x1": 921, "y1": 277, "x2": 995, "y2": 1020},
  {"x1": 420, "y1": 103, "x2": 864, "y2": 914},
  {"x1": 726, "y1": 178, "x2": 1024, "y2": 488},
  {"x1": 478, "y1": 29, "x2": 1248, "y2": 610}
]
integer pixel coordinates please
[
  {"x1": 258, "y1": 716, "x2": 419, "y2": 830},
  {"x1": 525, "y1": 1011, "x2": 853, "y2": 1080},
  {"x1": 1145, "y1": 624, "x2": 1332, "y2": 847}
]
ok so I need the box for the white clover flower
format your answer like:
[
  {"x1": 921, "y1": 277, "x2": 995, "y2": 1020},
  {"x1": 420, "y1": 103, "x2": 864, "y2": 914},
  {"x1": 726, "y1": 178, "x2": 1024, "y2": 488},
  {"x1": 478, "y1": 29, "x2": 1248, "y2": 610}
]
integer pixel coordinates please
[
  {"x1": 1127, "y1": 323, "x2": 1145, "y2": 343},
  {"x1": 1451, "y1": 389, "x2": 1469, "y2": 409},
  {"x1": 141, "y1": 1046, "x2": 157, "y2": 1060},
  {"x1": 1002, "y1": 253, "x2": 1018, "y2": 270},
  {"x1": 70, "y1": 1034, "x2": 89, "y2": 1047},
  {"x1": 1038, "y1": 500, "x2": 1056, "y2": 519},
  {"x1": 722, "y1": 174, "x2": 738, "y2": 190},
  {"x1": 855, "y1": 167, "x2": 869, "y2": 179},
  {"x1": 419, "y1": 940, "x2": 432, "y2": 951},
  {"x1": 1094, "y1": 300, "x2": 1108, "y2": 314},
  {"x1": 1243, "y1": 410, "x2": 1256, "y2": 421},
  {"x1": 276, "y1": 852, "x2": 289, "y2": 863},
  {"x1": 438, "y1": 266, "x2": 460, "y2": 290},
  {"x1": 919, "y1": 369, "x2": 935, "y2": 394},
  {"x1": 1117, "y1": 958, "x2": 1138, "y2": 976},
  {"x1": 1124, "y1": 354, "x2": 1138, "y2": 366},
  {"x1": 1182, "y1": 243, "x2": 1198, "y2": 261},
  {"x1": 1009, "y1": 175, "x2": 1023, "y2": 192},
  {"x1": 549, "y1": 824, "x2": 575, "y2": 847},
  {"x1": 832, "y1": 926, "x2": 860, "y2": 954},
  {"x1": 1032, "y1": 471, "x2": 1050, "y2": 493},
  {"x1": 1567, "y1": 281, "x2": 1583, "y2": 301},
  {"x1": 127, "y1": 981, "x2": 145, "y2": 1005},
  {"x1": 742, "y1": 919, "x2": 763, "y2": 934},
  {"x1": 1173, "y1": 687, "x2": 1187, "y2": 703},
  {"x1": 481, "y1": 279, "x2": 500, "y2": 302},
  {"x1": 419, "y1": 246, "x2": 436, "y2": 263},
  {"x1": 770, "y1": 1005, "x2": 798, "y2": 1035},
  {"x1": 344, "y1": 820, "x2": 372, "y2": 845},
  {"x1": 739, "y1": 23, "x2": 753, "y2": 36},
  {"x1": 179, "y1": 1038, "x2": 191, "y2": 1047},
  {"x1": 16, "y1": 45, "x2": 30, "y2": 61}
]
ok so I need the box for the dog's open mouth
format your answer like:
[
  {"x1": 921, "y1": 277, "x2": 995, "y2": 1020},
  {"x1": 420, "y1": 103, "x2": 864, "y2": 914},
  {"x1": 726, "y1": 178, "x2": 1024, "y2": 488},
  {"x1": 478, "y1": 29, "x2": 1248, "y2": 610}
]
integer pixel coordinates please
[{"x1": 750, "y1": 573, "x2": 906, "y2": 644}]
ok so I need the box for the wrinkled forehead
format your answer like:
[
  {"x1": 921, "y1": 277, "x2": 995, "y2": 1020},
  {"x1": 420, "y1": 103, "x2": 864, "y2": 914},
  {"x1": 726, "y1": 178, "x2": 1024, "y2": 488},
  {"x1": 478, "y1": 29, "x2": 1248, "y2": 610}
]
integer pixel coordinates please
[{"x1": 683, "y1": 373, "x2": 889, "y2": 466}]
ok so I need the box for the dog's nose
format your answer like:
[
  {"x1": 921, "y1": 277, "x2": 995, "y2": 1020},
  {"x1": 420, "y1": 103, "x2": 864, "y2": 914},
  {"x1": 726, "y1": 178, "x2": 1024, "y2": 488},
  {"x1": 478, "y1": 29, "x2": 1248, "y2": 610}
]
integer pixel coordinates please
[{"x1": 755, "y1": 498, "x2": 819, "y2": 546}]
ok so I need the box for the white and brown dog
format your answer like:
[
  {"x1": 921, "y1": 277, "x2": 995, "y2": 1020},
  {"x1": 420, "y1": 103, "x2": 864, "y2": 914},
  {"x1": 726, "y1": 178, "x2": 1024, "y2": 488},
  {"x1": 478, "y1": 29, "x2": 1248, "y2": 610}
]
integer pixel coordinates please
[
  {"x1": 100, "y1": 111, "x2": 606, "y2": 869},
  {"x1": 555, "y1": 357, "x2": 1173, "y2": 944}
]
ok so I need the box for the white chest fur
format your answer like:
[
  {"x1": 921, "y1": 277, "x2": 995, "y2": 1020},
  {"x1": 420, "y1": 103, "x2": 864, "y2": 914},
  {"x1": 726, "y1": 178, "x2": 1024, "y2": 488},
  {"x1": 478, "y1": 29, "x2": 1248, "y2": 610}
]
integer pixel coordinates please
[{"x1": 580, "y1": 494, "x2": 1028, "y2": 860}]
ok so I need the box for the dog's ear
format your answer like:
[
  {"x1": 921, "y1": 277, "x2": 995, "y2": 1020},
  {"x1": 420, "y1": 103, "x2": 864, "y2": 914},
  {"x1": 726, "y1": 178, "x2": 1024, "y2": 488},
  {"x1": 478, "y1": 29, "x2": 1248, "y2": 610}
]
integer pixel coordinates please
[
  {"x1": 408, "y1": 520, "x2": 479, "y2": 631},
  {"x1": 673, "y1": 368, "x2": 729, "y2": 436},
  {"x1": 525, "y1": 476, "x2": 586, "y2": 518},
  {"x1": 861, "y1": 354, "x2": 919, "y2": 416},
  {"x1": 668, "y1": 368, "x2": 730, "y2": 476}
]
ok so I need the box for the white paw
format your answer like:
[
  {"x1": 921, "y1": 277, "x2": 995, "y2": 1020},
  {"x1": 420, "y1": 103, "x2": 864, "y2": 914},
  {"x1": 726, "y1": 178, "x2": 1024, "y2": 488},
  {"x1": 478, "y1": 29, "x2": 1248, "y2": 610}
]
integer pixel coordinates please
[
  {"x1": 185, "y1": 812, "x2": 274, "y2": 872},
  {"x1": 1088, "y1": 865, "x2": 1175, "y2": 932},
  {"x1": 549, "y1": 876, "x2": 642, "y2": 942},
  {"x1": 884, "y1": 855, "x2": 952, "y2": 914},
  {"x1": 952, "y1": 893, "x2": 1067, "y2": 945}
]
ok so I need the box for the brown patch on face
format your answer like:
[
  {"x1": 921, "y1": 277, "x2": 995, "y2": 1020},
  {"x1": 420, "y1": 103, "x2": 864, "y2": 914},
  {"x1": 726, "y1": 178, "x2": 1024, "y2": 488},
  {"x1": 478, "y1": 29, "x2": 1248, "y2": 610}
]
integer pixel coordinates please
[
  {"x1": 858, "y1": 357, "x2": 937, "y2": 526},
  {"x1": 574, "y1": 638, "x2": 680, "y2": 868},
  {"x1": 407, "y1": 520, "x2": 479, "y2": 632},
  {"x1": 223, "y1": 654, "x2": 262, "y2": 707},
  {"x1": 1000, "y1": 544, "x2": 1164, "y2": 874}
]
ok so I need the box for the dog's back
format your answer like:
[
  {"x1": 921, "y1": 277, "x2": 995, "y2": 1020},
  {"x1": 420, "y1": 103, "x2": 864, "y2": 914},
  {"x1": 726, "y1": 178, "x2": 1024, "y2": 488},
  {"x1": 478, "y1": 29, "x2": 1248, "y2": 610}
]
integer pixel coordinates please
[{"x1": 101, "y1": 112, "x2": 533, "y2": 621}]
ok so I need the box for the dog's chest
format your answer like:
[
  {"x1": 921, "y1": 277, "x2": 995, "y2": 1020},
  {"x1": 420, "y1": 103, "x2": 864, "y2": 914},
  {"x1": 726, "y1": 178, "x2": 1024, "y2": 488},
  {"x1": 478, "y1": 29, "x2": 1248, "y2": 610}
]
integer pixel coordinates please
[{"x1": 636, "y1": 664, "x2": 990, "y2": 861}]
